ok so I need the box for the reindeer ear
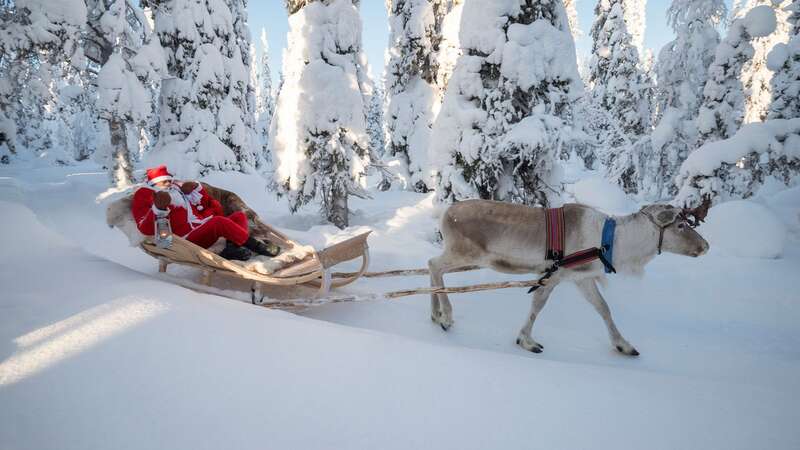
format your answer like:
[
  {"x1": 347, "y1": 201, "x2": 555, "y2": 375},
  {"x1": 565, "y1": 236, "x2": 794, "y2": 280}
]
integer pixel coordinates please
[{"x1": 655, "y1": 207, "x2": 680, "y2": 226}]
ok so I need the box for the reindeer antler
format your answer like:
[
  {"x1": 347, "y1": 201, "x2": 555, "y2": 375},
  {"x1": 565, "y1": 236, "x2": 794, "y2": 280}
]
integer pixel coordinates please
[{"x1": 681, "y1": 195, "x2": 712, "y2": 227}]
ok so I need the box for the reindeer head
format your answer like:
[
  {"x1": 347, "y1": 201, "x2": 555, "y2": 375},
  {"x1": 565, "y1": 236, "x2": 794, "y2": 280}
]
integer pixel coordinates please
[{"x1": 641, "y1": 200, "x2": 710, "y2": 257}]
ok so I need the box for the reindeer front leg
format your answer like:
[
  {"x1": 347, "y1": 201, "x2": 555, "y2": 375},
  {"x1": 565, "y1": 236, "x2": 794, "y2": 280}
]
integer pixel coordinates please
[
  {"x1": 428, "y1": 255, "x2": 455, "y2": 331},
  {"x1": 516, "y1": 283, "x2": 555, "y2": 353},
  {"x1": 575, "y1": 278, "x2": 639, "y2": 356}
]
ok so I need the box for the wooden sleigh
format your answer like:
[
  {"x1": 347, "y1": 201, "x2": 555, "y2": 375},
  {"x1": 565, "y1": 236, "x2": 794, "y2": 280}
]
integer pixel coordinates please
[
  {"x1": 140, "y1": 227, "x2": 371, "y2": 302},
  {"x1": 108, "y1": 182, "x2": 371, "y2": 304}
]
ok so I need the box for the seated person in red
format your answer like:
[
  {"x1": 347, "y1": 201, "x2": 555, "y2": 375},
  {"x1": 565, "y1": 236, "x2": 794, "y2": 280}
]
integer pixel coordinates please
[{"x1": 131, "y1": 165, "x2": 277, "y2": 261}]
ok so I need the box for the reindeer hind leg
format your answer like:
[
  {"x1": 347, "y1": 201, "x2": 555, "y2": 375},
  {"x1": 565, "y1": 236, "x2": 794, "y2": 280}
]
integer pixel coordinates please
[{"x1": 428, "y1": 254, "x2": 457, "y2": 331}]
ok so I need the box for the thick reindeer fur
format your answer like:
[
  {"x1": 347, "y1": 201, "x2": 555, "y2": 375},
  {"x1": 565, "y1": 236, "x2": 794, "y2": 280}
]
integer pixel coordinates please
[{"x1": 429, "y1": 199, "x2": 709, "y2": 356}]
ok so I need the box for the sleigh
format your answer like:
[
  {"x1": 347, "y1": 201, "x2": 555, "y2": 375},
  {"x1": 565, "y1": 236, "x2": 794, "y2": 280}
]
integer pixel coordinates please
[{"x1": 107, "y1": 183, "x2": 371, "y2": 304}]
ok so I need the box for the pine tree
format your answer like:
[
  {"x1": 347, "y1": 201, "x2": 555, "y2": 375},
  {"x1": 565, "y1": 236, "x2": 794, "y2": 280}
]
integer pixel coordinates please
[
  {"x1": 735, "y1": 0, "x2": 792, "y2": 123},
  {"x1": 270, "y1": 0, "x2": 371, "y2": 229},
  {"x1": 767, "y1": 0, "x2": 800, "y2": 120},
  {"x1": 151, "y1": 0, "x2": 258, "y2": 177},
  {"x1": 696, "y1": 5, "x2": 777, "y2": 146},
  {"x1": 588, "y1": 0, "x2": 654, "y2": 193},
  {"x1": 622, "y1": 0, "x2": 647, "y2": 54},
  {"x1": 649, "y1": 0, "x2": 726, "y2": 199},
  {"x1": 0, "y1": 0, "x2": 87, "y2": 162},
  {"x1": 385, "y1": 0, "x2": 448, "y2": 192},
  {"x1": 366, "y1": 81, "x2": 386, "y2": 158},
  {"x1": 431, "y1": 0, "x2": 584, "y2": 206},
  {"x1": 255, "y1": 28, "x2": 275, "y2": 165},
  {"x1": 93, "y1": 0, "x2": 166, "y2": 188}
]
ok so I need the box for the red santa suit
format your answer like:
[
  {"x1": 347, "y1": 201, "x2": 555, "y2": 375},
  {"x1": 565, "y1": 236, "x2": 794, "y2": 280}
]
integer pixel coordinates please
[{"x1": 131, "y1": 178, "x2": 250, "y2": 249}]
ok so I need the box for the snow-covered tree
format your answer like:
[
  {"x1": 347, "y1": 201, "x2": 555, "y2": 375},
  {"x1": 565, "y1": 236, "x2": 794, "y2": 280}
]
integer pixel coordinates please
[
  {"x1": 734, "y1": 0, "x2": 792, "y2": 123},
  {"x1": 150, "y1": 0, "x2": 258, "y2": 178},
  {"x1": 622, "y1": 0, "x2": 647, "y2": 54},
  {"x1": 93, "y1": 0, "x2": 166, "y2": 187},
  {"x1": 695, "y1": 5, "x2": 777, "y2": 146},
  {"x1": 563, "y1": 0, "x2": 581, "y2": 37},
  {"x1": 384, "y1": 0, "x2": 446, "y2": 192},
  {"x1": 0, "y1": 0, "x2": 87, "y2": 162},
  {"x1": 256, "y1": 29, "x2": 275, "y2": 164},
  {"x1": 431, "y1": 0, "x2": 584, "y2": 207},
  {"x1": 588, "y1": 0, "x2": 654, "y2": 193},
  {"x1": 270, "y1": 0, "x2": 372, "y2": 229},
  {"x1": 767, "y1": 0, "x2": 800, "y2": 120},
  {"x1": 366, "y1": 80, "x2": 386, "y2": 158},
  {"x1": 434, "y1": 0, "x2": 464, "y2": 92},
  {"x1": 649, "y1": 0, "x2": 726, "y2": 199}
]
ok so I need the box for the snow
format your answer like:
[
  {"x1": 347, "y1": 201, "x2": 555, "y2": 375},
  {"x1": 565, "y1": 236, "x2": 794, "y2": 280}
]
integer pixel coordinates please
[
  {"x1": 1, "y1": 163, "x2": 800, "y2": 449},
  {"x1": 698, "y1": 199, "x2": 787, "y2": 258},
  {"x1": 767, "y1": 42, "x2": 790, "y2": 70},
  {"x1": 741, "y1": 4, "x2": 778, "y2": 38},
  {"x1": 679, "y1": 118, "x2": 800, "y2": 176},
  {"x1": 568, "y1": 175, "x2": 639, "y2": 215}
]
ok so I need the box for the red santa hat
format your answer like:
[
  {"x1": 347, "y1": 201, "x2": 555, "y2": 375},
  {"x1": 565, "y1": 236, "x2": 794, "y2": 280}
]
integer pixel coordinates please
[{"x1": 146, "y1": 165, "x2": 173, "y2": 185}]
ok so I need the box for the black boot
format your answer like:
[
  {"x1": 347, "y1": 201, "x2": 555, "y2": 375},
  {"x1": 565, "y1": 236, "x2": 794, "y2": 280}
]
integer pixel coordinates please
[
  {"x1": 219, "y1": 240, "x2": 252, "y2": 261},
  {"x1": 244, "y1": 237, "x2": 281, "y2": 257}
]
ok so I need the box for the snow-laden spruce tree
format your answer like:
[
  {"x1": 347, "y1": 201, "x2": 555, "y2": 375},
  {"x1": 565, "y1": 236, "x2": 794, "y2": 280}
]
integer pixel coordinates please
[
  {"x1": 94, "y1": 0, "x2": 166, "y2": 188},
  {"x1": 254, "y1": 28, "x2": 275, "y2": 166},
  {"x1": 434, "y1": 0, "x2": 464, "y2": 92},
  {"x1": 622, "y1": 0, "x2": 647, "y2": 55},
  {"x1": 0, "y1": 0, "x2": 87, "y2": 162},
  {"x1": 366, "y1": 80, "x2": 387, "y2": 158},
  {"x1": 767, "y1": 0, "x2": 800, "y2": 119},
  {"x1": 150, "y1": 0, "x2": 258, "y2": 177},
  {"x1": 588, "y1": 0, "x2": 654, "y2": 194},
  {"x1": 431, "y1": 0, "x2": 584, "y2": 207},
  {"x1": 649, "y1": 0, "x2": 727, "y2": 199},
  {"x1": 270, "y1": 0, "x2": 371, "y2": 229},
  {"x1": 734, "y1": 0, "x2": 792, "y2": 123},
  {"x1": 384, "y1": 0, "x2": 448, "y2": 192},
  {"x1": 696, "y1": 5, "x2": 777, "y2": 147}
]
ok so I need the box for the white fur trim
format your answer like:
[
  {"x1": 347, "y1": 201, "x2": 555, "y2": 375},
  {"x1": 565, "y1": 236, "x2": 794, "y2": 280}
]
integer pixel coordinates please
[
  {"x1": 148, "y1": 175, "x2": 173, "y2": 185},
  {"x1": 152, "y1": 205, "x2": 169, "y2": 217}
]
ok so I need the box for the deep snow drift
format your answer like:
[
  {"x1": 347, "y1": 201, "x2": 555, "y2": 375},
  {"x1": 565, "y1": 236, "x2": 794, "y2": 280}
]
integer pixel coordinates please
[{"x1": 1, "y1": 162, "x2": 799, "y2": 450}]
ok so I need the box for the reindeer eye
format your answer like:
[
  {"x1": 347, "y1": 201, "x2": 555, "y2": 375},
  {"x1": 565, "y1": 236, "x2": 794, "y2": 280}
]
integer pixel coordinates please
[{"x1": 677, "y1": 222, "x2": 685, "y2": 230}]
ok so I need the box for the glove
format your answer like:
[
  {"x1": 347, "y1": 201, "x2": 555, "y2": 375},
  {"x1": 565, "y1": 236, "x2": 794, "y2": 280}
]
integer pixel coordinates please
[
  {"x1": 180, "y1": 182, "x2": 199, "y2": 195},
  {"x1": 154, "y1": 190, "x2": 171, "y2": 210}
]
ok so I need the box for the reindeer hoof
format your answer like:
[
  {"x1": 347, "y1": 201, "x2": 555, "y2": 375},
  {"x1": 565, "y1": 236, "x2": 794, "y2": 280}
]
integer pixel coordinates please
[
  {"x1": 516, "y1": 336, "x2": 543, "y2": 353},
  {"x1": 615, "y1": 345, "x2": 640, "y2": 357}
]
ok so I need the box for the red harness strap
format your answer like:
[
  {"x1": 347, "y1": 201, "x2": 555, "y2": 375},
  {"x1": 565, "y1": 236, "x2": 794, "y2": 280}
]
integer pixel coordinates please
[{"x1": 544, "y1": 207, "x2": 565, "y2": 261}]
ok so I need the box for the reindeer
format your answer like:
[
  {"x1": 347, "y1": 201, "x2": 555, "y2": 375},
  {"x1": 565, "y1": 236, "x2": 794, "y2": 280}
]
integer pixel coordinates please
[{"x1": 429, "y1": 199, "x2": 711, "y2": 356}]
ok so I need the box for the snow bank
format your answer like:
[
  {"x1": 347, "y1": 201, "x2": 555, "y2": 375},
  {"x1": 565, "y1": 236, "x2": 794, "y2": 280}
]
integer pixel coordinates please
[
  {"x1": 698, "y1": 200, "x2": 787, "y2": 258},
  {"x1": 568, "y1": 176, "x2": 638, "y2": 215}
]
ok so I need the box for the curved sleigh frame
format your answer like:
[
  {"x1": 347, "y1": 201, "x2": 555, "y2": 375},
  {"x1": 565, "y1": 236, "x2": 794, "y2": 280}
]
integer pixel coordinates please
[{"x1": 140, "y1": 227, "x2": 371, "y2": 300}]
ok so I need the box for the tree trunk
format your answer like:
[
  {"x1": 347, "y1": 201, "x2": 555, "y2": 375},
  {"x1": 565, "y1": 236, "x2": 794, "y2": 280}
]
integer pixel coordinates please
[
  {"x1": 327, "y1": 186, "x2": 349, "y2": 229},
  {"x1": 108, "y1": 116, "x2": 133, "y2": 188}
]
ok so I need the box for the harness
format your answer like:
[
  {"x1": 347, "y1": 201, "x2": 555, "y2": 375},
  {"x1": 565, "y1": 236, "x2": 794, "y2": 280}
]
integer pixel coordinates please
[{"x1": 529, "y1": 207, "x2": 617, "y2": 293}]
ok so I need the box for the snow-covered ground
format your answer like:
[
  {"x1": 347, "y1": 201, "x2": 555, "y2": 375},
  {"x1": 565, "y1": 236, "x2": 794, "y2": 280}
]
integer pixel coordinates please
[{"x1": 1, "y1": 162, "x2": 799, "y2": 450}]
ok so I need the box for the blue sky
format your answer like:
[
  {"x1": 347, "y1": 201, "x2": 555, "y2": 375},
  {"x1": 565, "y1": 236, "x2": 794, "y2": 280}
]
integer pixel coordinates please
[{"x1": 247, "y1": 1, "x2": 728, "y2": 84}]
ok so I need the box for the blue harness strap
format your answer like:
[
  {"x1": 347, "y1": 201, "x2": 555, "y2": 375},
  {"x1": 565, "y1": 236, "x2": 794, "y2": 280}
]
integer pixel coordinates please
[{"x1": 601, "y1": 217, "x2": 616, "y2": 274}]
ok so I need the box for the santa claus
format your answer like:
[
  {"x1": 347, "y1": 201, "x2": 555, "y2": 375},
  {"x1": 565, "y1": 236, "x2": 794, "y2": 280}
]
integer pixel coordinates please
[{"x1": 131, "y1": 165, "x2": 278, "y2": 260}]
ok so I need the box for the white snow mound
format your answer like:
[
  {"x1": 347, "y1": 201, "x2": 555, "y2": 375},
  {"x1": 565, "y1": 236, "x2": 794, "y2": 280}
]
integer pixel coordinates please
[
  {"x1": 699, "y1": 200, "x2": 787, "y2": 259},
  {"x1": 570, "y1": 176, "x2": 638, "y2": 216}
]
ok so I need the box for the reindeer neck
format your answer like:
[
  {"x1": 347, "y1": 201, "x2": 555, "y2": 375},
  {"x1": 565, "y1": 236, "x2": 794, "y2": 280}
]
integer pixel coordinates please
[{"x1": 611, "y1": 211, "x2": 660, "y2": 276}]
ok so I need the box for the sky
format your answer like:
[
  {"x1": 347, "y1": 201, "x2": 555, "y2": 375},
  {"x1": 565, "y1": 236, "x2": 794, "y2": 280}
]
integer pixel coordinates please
[{"x1": 247, "y1": 0, "x2": 732, "y2": 85}]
